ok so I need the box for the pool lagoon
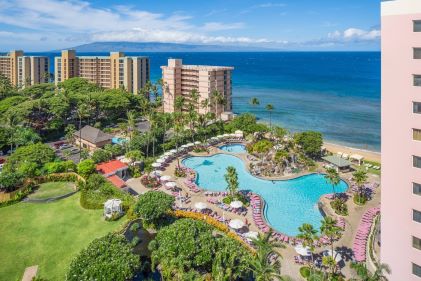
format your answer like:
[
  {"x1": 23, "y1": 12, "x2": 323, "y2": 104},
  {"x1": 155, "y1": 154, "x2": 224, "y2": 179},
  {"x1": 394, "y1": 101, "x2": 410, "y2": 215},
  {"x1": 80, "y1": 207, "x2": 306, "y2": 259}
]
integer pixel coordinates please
[
  {"x1": 219, "y1": 143, "x2": 247, "y2": 153},
  {"x1": 182, "y1": 154, "x2": 348, "y2": 236}
]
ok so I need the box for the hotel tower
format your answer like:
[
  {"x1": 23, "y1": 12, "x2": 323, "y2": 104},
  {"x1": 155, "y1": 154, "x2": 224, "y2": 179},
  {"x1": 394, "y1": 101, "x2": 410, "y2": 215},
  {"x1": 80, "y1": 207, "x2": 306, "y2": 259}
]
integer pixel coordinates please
[
  {"x1": 54, "y1": 50, "x2": 150, "y2": 94},
  {"x1": 382, "y1": 0, "x2": 421, "y2": 280},
  {"x1": 0, "y1": 50, "x2": 50, "y2": 88},
  {"x1": 161, "y1": 59, "x2": 234, "y2": 119}
]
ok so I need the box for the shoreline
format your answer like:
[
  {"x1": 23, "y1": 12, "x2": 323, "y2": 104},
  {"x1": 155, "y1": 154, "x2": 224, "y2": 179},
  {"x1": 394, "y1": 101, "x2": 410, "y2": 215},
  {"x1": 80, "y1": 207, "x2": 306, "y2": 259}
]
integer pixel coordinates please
[{"x1": 323, "y1": 142, "x2": 381, "y2": 163}]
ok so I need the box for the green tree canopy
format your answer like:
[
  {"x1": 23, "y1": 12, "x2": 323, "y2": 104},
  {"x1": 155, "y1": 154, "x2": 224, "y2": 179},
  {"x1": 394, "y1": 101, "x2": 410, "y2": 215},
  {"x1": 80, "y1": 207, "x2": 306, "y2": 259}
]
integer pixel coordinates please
[
  {"x1": 3, "y1": 143, "x2": 55, "y2": 174},
  {"x1": 91, "y1": 149, "x2": 112, "y2": 164},
  {"x1": 294, "y1": 131, "x2": 323, "y2": 159},
  {"x1": 67, "y1": 233, "x2": 140, "y2": 281},
  {"x1": 77, "y1": 159, "x2": 96, "y2": 178},
  {"x1": 134, "y1": 191, "x2": 175, "y2": 224}
]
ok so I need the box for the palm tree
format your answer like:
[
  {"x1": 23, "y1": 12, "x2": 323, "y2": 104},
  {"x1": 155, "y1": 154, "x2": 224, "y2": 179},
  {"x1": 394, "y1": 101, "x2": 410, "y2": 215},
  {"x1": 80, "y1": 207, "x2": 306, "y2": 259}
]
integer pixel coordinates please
[
  {"x1": 190, "y1": 89, "x2": 200, "y2": 112},
  {"x1": 212, "y1": 90, "x2": 225, "y2": 120},
  {"x1": 201, "y1": 98, "x2": 210, "y2": 114},
  {"x1": 325, "y1": 167, "x2": 340, "y2": 198},
  {"x1": 250, "y1": 97, "x2": 260, "y2": 107},
  {"x1": 265, "y1": 104, "x2": 274, "y2": 131},
  {"x1": 224, "y1": 166, "x2": 239, "y2": 197},
  {"x1": 126, "y1": 110, "x2": 136, "y2": 144},
  {"x1": 76, "y1": 103, "x2": 90, "y2": 163},
  {"x1": 297, "y1": 223, "x2": 318, "y2": 269},
  {"x1": 320, "y1": 216, "x2": 342, "y2": 257},
  {"x1": 353, "y1": 168, "x2": 368, "y2": 204},
  {"x1": 350, "y1": 262, "x2": 391, "y2": 281},
  {"x1": 246, "y1": 257, "x2": 283, "y2": 281},
  {"x1": 322, "y1": 256, "x2": 337, "y2": 276},
  {"x1": 252, "y1": 229, "x2": 285, "y2": 259}
]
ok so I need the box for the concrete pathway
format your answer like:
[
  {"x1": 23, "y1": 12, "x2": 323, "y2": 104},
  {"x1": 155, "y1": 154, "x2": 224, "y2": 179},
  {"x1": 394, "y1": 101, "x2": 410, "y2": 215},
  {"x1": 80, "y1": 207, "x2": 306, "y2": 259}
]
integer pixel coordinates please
[{"x1": 21, "y1": 265, "x2": 38, "y2": 281}]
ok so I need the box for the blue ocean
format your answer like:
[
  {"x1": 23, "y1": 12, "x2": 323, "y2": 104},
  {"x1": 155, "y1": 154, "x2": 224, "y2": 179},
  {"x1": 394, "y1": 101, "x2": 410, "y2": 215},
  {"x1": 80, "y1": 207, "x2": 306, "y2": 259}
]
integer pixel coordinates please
[{"x1": 31, "y1": 52, "x2": 381, "y2": 151}]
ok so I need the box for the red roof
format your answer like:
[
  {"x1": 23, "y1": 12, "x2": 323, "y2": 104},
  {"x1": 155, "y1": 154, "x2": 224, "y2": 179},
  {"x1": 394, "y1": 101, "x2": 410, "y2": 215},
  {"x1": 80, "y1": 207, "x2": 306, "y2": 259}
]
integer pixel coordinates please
[
  {"x1": 96, "y1": 160, "x2": 128, "y2": 175},
  {"x1": 106, "y1": 175, "x2": 126, "y2": 188}
]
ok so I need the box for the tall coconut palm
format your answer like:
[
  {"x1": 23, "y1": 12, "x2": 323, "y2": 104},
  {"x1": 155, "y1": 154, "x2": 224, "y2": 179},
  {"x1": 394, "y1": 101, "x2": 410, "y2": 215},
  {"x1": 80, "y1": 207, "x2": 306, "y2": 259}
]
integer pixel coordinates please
[
  {"x1": 250, "y1": 97, "x2": 260, "y2": 107},
  {"x1": 322, "y1": 255, "x2": 337, "y2": 276},
  {"x1": 325, "y1": 167, "x2": 341, "y2": 198},
  {"x1": 350, "y1": 262, "x2": 391, "y2": 281},
  {"x1": 76, "y1": 103, "x2": 90, "y2": 163},
  {"x1": 126, "y1": 110, "x2": 136, "y2": 143},
  {"x1": 265, "y1": 104, "x2": 274, "y2": 131},
  {"x1": 297, "y1": 223, "x2": 318, "y2": 269},
  {"x1": 352, "y1": 168, "x2": 368, "y2": 204},
  {"x1": 252, "y1": 229, "x2": 285, "y2": 259},
  {"x1": 190, "y1": 89, "x2": 200, "y2": 112},
  {"x1": 224, "y1": 166, "x2": 239, "y2": 197},
  {"x1": 201, "y1": 98, "x2": 210, "y2": 114},
  {"x1": 246, "y1": 257, "x2": 283, "y2": 281},
  {"x1": 212, "y1": 90, "x2": 225, "y2": 120},
  {"x1": 320, "y1": 216, "x2": 342, "y2": 257}
]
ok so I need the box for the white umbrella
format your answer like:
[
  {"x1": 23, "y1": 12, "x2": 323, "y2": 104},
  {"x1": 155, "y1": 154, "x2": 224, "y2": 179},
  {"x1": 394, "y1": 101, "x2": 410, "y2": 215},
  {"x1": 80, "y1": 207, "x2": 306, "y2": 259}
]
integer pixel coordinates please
[
  {"x1": 194, "y1": 202, "x2": 208, "y2": 210},
  {"x1": 294, "y1": 245, "x2": 311, "y2": 256},
  {"x1": 216, "y1": 135, "x2": 223, "y2": 138},
  {"x1": 324, "y1": 250, "x2": 342, "y2": 262},
  {"x1": 165, "y1": 181, "x2": 177, "y2": 188},
  {"x1": 230, "y1": 201, "x2": 243, "y2": 208},
  {"x1": 234, "y1": 130, "x2": 243, "y2": 135},
  {"x1": 170, "y1": 149, "x2": 177, "y2": 153},
  {"x1": 229, "y1": 133, "x2": 236, "y2": 137},
  {"x1": 149, "y1": 171, "x2": 162, "y2": 177},
  {"x1": 156, "y1": 158, "x2": 165, "y2": 163},
  {"x1": 160, "y1": 175, "x2": 172, "y2": 181},
  {"x1": 164, "y1": 152, "x2": 172, "y2": 156},
  {"x1": 229, "y1": 219, "x2": 245, "y2": 229},
  {"x1": 211, "y1": 137, "x2": 218, "y2": 140},
  {"x1": 151, "y1": 163, "x2": 161, "y2": 168},
  {"x1": 244, "y1": 231, "x2": 259, "y2": 240},
  {"x1": 187, "y1": 143, "x2": 194, "y2": 147},
  {"x1": 194, "y1": 141, "x2": 201, "y2": 145},
  {"x1": 223, "y1": 133, "x2": 230, "y2": 137},
  {"x1": 181, "y1": 144, "x2": 188, "y2": 148}
]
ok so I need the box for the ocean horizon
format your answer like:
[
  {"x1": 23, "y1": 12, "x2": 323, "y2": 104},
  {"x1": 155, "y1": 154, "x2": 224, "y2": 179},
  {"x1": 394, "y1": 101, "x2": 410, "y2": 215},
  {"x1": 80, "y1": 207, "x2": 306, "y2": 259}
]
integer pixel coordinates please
[{"x1": 28, "y1": 51, "x2": 381, "y2": 152}]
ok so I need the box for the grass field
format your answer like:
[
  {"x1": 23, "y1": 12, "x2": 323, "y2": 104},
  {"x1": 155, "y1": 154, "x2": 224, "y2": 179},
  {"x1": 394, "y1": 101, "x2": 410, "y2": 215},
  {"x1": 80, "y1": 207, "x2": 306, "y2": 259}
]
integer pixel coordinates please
[
  {"x1": 28, "y1": 182, "x2": 76, "y2": 200},
  {"x1": 0, "y1": 193, "x2": 123, "y2": 280}
]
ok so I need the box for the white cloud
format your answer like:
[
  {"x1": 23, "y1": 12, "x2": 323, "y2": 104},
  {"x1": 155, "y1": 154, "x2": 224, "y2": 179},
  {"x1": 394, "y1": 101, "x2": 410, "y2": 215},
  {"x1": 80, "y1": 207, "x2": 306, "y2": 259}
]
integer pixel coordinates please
[
  {"x1": 256, "y1": 3, "x2": 286, "y2": 8},
  {"x1": 328, "y1": 28, "x2": 380, "y2": 42},
  {"x1": 0, "y1": 0, "x2": 267, "y2": 49}
]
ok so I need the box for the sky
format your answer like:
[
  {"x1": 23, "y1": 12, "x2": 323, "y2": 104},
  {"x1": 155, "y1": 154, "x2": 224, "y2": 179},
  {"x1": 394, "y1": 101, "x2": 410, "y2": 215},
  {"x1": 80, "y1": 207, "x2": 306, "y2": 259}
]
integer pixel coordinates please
[{"x1": 0, "y1": 0, "x2": 381, "y2": 51}]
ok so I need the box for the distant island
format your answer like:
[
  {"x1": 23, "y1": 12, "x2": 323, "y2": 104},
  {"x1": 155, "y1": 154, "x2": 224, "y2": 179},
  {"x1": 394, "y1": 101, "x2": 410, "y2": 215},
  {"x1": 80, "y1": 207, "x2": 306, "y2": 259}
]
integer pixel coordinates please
[{"x1": 56, "y1": 41, "x2": 273, "y2": 52}]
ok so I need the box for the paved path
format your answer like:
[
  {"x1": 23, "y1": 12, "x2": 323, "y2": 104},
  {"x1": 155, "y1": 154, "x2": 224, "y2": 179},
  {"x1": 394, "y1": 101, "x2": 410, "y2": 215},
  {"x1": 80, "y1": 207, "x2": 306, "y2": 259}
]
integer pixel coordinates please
[{"x1": 21, "y1": 265, "x2": 38, "y2": 281}]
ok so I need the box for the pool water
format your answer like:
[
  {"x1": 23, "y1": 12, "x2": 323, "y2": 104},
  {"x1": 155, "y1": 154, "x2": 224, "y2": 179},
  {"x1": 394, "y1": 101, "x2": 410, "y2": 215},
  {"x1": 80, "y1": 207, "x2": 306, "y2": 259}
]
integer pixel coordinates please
[
  {"x1": 219, "y1": 143, "x2": 247, "y2": 153},
  {"x1": 112, "y1": 137, "x2": 128, "y2": 145},
  {"x1": 182, "y1": 154, "x2": 348, "y2": 236}
]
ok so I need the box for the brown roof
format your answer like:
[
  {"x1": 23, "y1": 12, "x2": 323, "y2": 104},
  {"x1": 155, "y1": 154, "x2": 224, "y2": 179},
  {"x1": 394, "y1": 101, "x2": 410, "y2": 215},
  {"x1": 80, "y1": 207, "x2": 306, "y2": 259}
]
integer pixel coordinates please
[{"x1": 74, "y1": 125, "x2": 113, "y2": 144}]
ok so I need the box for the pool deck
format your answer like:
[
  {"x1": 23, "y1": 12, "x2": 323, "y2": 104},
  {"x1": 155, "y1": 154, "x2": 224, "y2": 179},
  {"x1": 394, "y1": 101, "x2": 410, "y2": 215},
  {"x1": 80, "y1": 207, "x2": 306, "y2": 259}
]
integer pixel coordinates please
[{"x1": 126, "y1": 144, "x2": 381, "y2": 279}]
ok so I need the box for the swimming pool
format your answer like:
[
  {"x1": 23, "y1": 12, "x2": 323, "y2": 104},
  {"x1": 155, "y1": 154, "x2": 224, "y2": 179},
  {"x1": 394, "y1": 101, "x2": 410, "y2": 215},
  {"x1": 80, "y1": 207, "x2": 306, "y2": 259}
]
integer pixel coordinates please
[
  {"x1": 182, "y1": 154, "x2": 348, "y2": 236},
  {"x1": 112, "y1": 137, "x2": 128, "y2": 145},
  {"x1": 219, "y1": 143, "x2": 247, "y2": 153}
]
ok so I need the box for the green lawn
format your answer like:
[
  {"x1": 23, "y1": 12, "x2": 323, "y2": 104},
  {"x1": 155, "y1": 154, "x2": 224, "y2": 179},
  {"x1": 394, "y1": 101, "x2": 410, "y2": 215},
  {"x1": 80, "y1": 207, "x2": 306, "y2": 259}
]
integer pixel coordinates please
[
  {"x1": 0, "y1": 193, "x2": 123, "y2": 280},
  {"x1": 28, "y1": 182, "x2": 76, "y2": 200}
]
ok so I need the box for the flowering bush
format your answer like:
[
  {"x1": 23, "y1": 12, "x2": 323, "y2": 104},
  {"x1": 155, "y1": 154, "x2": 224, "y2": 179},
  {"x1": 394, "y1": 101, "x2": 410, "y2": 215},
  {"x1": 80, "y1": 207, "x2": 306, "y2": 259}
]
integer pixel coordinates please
[
  {"x1": 140, "y1": 175, "x2": 161, "y2": 189},
  {"x1": 193, "y1": 145, "x2": 207, "y2": 153},
  {"x1": 174, "y1": 167, "x2": 187, "y2": 178}
]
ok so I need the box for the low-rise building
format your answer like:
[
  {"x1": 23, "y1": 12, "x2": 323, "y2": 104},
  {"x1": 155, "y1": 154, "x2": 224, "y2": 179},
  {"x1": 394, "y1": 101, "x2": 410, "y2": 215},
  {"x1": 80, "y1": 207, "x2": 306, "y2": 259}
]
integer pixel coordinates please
[
  {"x1": 73, "y1": 125, "x2": 113, "y2": 151},
  {"x1": 96, "y1": 159, "x2": 128, "y2": 188}
]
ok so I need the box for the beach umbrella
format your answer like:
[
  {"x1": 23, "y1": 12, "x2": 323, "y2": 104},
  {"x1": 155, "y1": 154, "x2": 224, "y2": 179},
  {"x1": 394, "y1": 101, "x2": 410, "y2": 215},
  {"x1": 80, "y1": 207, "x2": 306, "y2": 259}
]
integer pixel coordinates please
[
  {"x1": 244, "y1": 231, "x2": 259, "y2": 240},
  {"x1": 194, "y1": 141, "x2": 201, "y2": 145},
  {"x1": 149, "y1": 171, "x2": 162, "y2": 177},
  {"x1": 160, "y1": 175, "x2": 172, "y2": 181},
  {"x1": 223, "y1": 133, "x2": 230, "y2": 137},
  {"x1": 211, "y1": 137, "x2": 218, "y2": 140},
  {"x1": 165, "y1": 181, "x2": 177, "y2": 188},
  {"x1": 294, "y1": 245, "x2": 311, "y2": 256},
  {"x1": 181, "y1": 144, "x2": 188, "y2": 148},
  {"x1": 216, "y1": 135, "x2": 223, "y2": 138},
  {"x1": 156, "y1": 158, "x2": 165, "y2": 164},
  {"x1": 230, "y1": 201, "x2": 243, "y2": 209},
  {"x1": 229, "y1": 219, "x2": 245, "y2": 229},
  {"x1": 324, "y1": 250, "x2": 342, "y2": 262},
  {"x1": 194, "y1": 202, "x2": 208, "y2": 210},
  {"x1": 151, "y1": 163, "x2": 161, "y2": 168},
  {"x1": 164, "y1": 152, "x2": 172, "y2": 156},
  {"x1": 169, "y1": 149, "x2": 177, "y2": 153}
]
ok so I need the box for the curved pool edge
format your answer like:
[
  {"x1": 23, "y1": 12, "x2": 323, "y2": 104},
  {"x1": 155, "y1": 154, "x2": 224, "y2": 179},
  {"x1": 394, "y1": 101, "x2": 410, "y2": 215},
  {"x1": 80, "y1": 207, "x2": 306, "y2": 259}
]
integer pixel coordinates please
[{"x1": 180, "y1": 152, "x2": 350, "y2": 237}]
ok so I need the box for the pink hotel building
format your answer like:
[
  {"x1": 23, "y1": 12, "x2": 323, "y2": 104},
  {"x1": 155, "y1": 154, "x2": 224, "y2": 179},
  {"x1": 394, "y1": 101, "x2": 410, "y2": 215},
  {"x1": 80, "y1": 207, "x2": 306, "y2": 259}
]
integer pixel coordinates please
[{"x1": 382, "y1": 0, "x2": 421, "y2": 280}]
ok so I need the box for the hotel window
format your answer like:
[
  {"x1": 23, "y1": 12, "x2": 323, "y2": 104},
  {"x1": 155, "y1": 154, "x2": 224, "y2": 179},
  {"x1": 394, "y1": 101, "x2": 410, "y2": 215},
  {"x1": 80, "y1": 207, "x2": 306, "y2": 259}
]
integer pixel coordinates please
[
  {"x1": 414, "y1": 236, "x2": 421, "y2": 250},
  {"x1": 415, "y1": 21, "x2": 421, "y2": 32},
  {"x1": 414, "y1": 209, "x2": 421, "y2": 223},
  {"x1": 414, "y1": 129, "x2": 421, "y2": 141},
  {"x1": 414, "y1": 102, "x2": 421, "y2": 113},
  {"x1": 413, "y1": 263, "x2": 421, "y2": 277},
  {"x1": 414, "y1": 183, "x2": 421, "y2": 195},
  {"x1": 414, "y1": 75, "x2": 421, "y2": 87},
  {"x1": 414, "y1": 156, "x2": 421, "y2": 168},
  {"x1": 414, "y1": 48, "x2": 421, "y2": 59}
]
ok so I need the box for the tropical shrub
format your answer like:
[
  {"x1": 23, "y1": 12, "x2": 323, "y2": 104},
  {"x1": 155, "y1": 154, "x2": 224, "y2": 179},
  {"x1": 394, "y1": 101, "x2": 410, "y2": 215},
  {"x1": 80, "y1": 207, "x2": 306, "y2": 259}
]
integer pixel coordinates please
[
  {"x1": 331, "y1": 198, "x2": 348, "y2": 216},
  {"x1": 67, "y1": 233, "x2": 140, "y2": 281},
  {"x1": 77, "y1": 159, "x2": 96, "y2": 178},
  {"x1": 134, "y1": 191, "x2": 174, "y2": 226},
  {"x1": 174, "y1": 167, "x2": 187, "y2": 177},
  {"x1": 43, "y1": 160, "x2": 76, "y2": 174},
  {"x1": 148, "y1": 218, "x2": 253, "y2": 280},
  {"x1": 140, "y1": 175, "x2": 161, "y2": 189}
]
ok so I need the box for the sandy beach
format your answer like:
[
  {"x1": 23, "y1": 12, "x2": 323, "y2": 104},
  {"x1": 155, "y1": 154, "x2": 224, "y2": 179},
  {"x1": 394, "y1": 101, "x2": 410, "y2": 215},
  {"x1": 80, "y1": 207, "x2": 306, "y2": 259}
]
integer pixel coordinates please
[{"x1": 323, "y1": 142, "x2": 381, "y2": 163}]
